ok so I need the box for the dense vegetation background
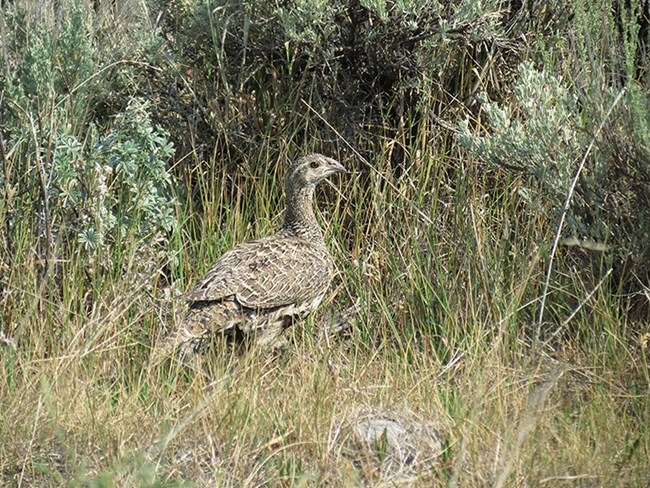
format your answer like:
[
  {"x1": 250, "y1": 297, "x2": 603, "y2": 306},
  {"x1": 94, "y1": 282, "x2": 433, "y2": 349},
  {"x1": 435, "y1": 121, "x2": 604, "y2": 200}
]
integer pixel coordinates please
[{"x1": 1, "y1": 0, "x2": 649, "y2": 485}]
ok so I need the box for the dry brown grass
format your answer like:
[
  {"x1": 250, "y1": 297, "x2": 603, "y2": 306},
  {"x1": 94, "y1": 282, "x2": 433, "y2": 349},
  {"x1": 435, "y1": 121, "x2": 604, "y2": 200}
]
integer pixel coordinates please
[{"x1": 1, "y1": 297, "x2": 648, "y2": 487}]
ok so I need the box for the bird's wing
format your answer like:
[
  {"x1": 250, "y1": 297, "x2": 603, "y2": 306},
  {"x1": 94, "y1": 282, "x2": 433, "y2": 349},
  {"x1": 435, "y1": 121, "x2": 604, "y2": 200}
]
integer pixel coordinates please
[{"x1": 184, "y1": 237, "x2": 334, "y2": 309}]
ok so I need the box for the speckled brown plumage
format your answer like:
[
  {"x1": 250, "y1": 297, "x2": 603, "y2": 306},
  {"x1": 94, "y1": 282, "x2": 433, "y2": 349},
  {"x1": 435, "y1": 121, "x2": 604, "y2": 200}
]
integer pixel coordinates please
[{"x1": 160, "y1": 154, "x2": 346, "y2": 359}]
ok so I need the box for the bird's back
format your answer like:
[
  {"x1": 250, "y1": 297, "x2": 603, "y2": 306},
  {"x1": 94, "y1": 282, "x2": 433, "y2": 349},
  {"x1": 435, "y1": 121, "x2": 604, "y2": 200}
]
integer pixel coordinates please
[{"x1": 186, "y1": 232, "x2": 334, "y2": 308}]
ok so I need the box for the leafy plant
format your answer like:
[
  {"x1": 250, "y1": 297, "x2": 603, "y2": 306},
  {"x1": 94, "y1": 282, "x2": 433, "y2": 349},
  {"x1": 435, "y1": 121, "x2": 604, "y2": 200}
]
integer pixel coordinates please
[
  {"x1": 73, "y1": 99, "x2": 177, "y2": 265},
  {"x1": 458, "y1": 0, "x2": 650, "y2": 297},
  {"x1": 458, "y1": 62, "x2": 593, "y2": 236}
]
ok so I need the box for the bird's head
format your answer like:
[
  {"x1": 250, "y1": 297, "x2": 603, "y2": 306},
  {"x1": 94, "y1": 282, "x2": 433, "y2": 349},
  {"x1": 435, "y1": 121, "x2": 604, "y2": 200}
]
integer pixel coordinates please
[{"x1": 287, "y1": 153, "x2": 347, "y2": 188}]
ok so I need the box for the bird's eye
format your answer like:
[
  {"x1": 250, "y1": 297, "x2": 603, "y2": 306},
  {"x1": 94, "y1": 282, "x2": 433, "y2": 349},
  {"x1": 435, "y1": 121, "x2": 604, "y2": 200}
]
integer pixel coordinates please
[{"x1": 309, "y1": 161, "x2": 320, "y2": 169}]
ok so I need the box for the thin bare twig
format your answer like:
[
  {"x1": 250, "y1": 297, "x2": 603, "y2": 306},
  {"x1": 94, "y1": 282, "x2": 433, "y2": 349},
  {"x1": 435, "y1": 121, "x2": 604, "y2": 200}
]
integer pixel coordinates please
[
  {"x1": 27, "y1": 112, "x2": 52, "y2": 269},
  {"x1": 534, "y1": 87, "x2": 626, "y2": 352},
  {"x1": 542, "y1": 267, "x2": 613, "y2": 348}
]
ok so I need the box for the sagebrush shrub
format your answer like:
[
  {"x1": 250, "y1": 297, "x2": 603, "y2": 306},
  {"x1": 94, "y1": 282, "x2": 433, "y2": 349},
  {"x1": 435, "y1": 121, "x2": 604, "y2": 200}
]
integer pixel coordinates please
[
  {"x1": 0, "y1": 1, "x2": 178, "y2": 276},
  {"x1": 153, "y1": 0, "x2": 514, "y2": 158},
  {"x1": 458, "y1": 57, "x2": 650, "y2": 293},
  {"x1": 77, "y1": 99, "x2": 177, "y2": 261},
  {"x1": 457, "y1": 62, "x2": 594, "y2": 237},
  {"x1": 10, "y1": 99, "x2": 178, "y2": 270}
]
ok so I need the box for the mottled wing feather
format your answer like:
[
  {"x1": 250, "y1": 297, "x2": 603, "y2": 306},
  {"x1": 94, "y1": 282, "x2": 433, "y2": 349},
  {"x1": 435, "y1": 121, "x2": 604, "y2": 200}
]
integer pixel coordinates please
[
  {"x1": 184, "y1": 244, "x2": 255, "y2": 302},
  {"x1": 185, "y1": 236, "x2": 334, "y2": 309}
]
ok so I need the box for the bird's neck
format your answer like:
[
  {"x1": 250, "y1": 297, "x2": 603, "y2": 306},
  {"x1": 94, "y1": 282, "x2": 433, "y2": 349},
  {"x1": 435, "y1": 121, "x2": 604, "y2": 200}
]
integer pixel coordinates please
[{"x1": 282, "y1": 184, "x2": 324, "y2": 241}]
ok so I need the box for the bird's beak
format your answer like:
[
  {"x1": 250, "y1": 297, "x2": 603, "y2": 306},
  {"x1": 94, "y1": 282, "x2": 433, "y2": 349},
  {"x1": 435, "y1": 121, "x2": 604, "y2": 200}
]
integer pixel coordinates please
[{"x1": 329, "y1": 160, "x2": 347, "y2": 174}]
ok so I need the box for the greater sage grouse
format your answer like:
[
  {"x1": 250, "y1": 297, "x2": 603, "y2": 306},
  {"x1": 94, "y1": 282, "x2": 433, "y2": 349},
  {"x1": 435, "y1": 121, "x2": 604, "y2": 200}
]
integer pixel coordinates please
[{"x1": 161, "y1": 154, "x2": 346, "y2": 360}]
